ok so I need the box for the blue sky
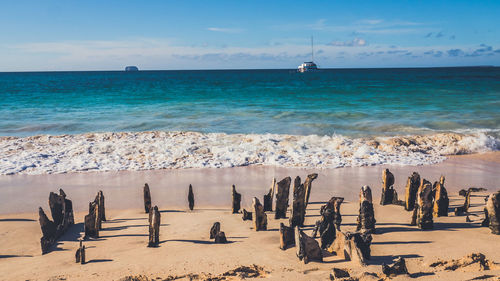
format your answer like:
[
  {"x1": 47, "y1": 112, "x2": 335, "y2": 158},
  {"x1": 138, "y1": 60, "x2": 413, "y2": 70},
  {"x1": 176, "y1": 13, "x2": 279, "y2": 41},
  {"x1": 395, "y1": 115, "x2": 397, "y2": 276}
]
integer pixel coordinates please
[{"x1": 0, "y1": 0, "x2": 499, "y2": 71}]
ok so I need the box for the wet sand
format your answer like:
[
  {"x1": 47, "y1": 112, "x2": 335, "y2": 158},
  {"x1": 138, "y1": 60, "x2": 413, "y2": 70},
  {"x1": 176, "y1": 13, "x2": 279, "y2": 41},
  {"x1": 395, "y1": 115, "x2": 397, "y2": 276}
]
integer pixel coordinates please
[
  {"x1": 0, "y1": 152, "x2": 499, "y2": 280},
  {"x1": 0, "y1": 152, "x2": 498, "y2": 214}
]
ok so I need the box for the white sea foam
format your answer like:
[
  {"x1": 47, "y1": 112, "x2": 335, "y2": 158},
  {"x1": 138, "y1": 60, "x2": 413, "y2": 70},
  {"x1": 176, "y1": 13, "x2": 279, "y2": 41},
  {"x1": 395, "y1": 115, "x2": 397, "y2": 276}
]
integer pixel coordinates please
[{"x1": 0, "y1": 131, "x2": 498, "y2": 175}]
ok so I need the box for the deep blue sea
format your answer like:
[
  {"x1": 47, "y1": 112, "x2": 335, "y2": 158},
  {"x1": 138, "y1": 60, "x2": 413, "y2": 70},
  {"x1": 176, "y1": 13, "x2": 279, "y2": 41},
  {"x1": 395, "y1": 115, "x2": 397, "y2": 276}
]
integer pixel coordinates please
[
  {"x1": 1, "y1": 67, "x2": 499, "y2": 174},
  {"x1": 0, "y1": 67, "x2": 499, "y2": 137}
]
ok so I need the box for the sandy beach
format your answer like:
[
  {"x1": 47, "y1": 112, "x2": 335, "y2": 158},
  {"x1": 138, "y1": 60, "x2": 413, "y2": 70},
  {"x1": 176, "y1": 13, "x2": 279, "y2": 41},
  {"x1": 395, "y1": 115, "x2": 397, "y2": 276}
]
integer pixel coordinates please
[
  {"x1": 0, "y1": 152, "x2": 499, "y2": 280},
  {"x1": 1, "y1": 1, "x2": 499, "y2": 280}
]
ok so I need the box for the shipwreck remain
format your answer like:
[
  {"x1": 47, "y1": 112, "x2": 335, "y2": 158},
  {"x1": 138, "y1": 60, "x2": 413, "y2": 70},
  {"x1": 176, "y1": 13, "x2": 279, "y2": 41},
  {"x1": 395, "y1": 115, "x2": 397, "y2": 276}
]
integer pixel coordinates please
[{"x1": 39, "y1": 189, "x2": 75, "y2": 254}]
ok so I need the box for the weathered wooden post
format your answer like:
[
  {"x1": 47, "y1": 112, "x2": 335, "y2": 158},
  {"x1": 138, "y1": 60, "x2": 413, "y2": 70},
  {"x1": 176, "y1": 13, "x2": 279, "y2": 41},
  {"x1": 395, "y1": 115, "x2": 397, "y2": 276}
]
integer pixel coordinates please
[
  {"x1": 295, "y1": 226, "x2": 323, "y2": 264},
  {"x1": 88, "y1": 191, "x2": 105, "y2": 230},
  {"x1": 84, "y1": 191, "x2": 107, "y2": 239},
  {"x1": 482, "y1": 196, "x2": 490, "y2": 227},
  {"x1": 210, "y1": 222, "x2": 221, "y2": 239},
  {"x1": 210, "y1": 222, "x2": 227, "y2": 243},
  {"x1": 350, "y1": 232, "x2": 372, "y2": 262},
  {"x1": 359, "y1": 185, "x2": 373, "y2": 204},
  {"x1": 263, "y1": 178, "x2": 276, "y2": 212},
  {"x1": 48, "y1": 192, "x2": 63, "y2": 226},
  {"x1": 455, "y1": 188, "x2": 473, "y2": 216},
  {"x1": 188, "y1": 184, "x2": 195, "y2": 211},
  {"x1": 39, "y1": 189, "x2": 74, "y2": 254},
  {"x1": 380, "y1": 169, "x2": 398, "y2": 205},
  {"x1": 416, "y1": 179, "x2": 434, "y2": 230},
  {"x1": 144, "y1": 183, "x2": 152, "y2": 214},
  {"x1": 410, "y1": 205, "x2": 418, "y2": 226},
  {"x1": 84, "y1": 202, "x2": 100, "y2": 239},
  {"x1": 290, "y1": 176, "x2": 306, "y2": 227},
  {"x1": 231, "y1": 185, "x2": 241, "y2": 214},
  {"x1": 75, "y1": 240, "x2": 85, "y2": 264},
  {"x1": 485, "y1": 191, "x2": 500, "y2": 235},
  {"x1": 148, "y1": 206, "x2": 161, "y2": 247},
  {"x1": 95, "y1": 190, "x2": 106, "y2": 222},
  {"x1": 327, "y1": 231, "x2": 372, "y2": 266},
  {"x1": 39, "y1": 207, "x2": 57, "y2": 254},
  {"x1": 361, "y1": 184, "x2": 373, "y2": 203},
  {"x1": 433, "y1": 176, "x2": 449, "y2": 217},
  {"x1": 312, "y1": 197, "x2": 342, "y2": 249},
  {"x1": 404, "y1": 172, "x2": 420, "y2": 211},
  {"x1": 252, "y1": 197, "x2": 267, "y2": 231},
  {"x1": 242, "y1": 209, "x2": 253, "y2": 221},
  {"x1": 332, "y1": 197, "x2": 344, "y2": 230},
  {"x1": 357, "y1": 186, "x2": 376, "y2": 234},
  {"x1": 279, "y1": 222, "x2": 295, "y2": 250},
  {"x1": 49, "y1": 189, "x2": 74, "y2": 229},
  {"x1": 275, "y1": 177, "x2": 291, "y2": 219},
  {"x1": 214, "y1": 231, "x2": 227, "y2": 243},
  {"x1": 304, "y1": 173, "x2": 318, "y2": 207}
]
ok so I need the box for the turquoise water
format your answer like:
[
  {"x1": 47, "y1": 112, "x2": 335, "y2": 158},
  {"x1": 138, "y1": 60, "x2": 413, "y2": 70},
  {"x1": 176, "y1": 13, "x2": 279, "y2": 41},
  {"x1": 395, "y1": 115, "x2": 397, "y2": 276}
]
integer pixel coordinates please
[{"x1": 0, "y1": 67, "x2": 499, "y2": 137}]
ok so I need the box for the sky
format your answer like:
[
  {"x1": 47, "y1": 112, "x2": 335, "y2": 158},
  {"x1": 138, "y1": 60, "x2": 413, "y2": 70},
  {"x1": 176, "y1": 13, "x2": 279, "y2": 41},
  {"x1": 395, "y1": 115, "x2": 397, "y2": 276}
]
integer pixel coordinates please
[{"x1": 0, "y1": 0, "x2": 499, "y2": 71}]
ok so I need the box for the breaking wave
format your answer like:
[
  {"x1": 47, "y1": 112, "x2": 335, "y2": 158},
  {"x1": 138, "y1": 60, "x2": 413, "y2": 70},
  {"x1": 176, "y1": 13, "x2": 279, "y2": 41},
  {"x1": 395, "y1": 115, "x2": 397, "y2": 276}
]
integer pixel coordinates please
[{"x1": 0, "y1": 131, "x2": 498, "y2": 175}]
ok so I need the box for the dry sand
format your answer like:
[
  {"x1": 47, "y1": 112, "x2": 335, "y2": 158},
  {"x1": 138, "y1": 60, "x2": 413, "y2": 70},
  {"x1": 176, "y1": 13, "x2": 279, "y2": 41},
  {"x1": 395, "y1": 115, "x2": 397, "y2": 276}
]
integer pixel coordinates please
[{"x1": 0, "y1": 152, "x2": 499, "y2": 280}]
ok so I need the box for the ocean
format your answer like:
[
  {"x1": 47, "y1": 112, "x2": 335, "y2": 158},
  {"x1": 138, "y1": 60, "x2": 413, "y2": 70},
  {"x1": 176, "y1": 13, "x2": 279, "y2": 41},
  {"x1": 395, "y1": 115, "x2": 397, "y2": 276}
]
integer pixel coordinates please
[{"x1": 0, "y1": 67, "x2": 499, "y2": 174}]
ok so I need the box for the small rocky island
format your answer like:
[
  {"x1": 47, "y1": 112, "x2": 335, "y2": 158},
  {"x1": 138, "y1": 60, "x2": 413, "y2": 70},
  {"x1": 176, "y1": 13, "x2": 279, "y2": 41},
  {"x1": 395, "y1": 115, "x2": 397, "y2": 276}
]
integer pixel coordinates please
[{"x1": 125, "y1": 66, "x2": 139, "y2": 71}]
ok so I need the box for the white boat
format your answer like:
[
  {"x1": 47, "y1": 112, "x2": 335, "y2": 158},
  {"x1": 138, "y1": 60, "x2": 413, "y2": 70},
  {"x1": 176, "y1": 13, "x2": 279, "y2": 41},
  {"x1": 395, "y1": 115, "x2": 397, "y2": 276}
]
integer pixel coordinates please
[
  {"x1": 298, "y1": 61, "x2": 318, "y2": 72},
  {"x1": 298, "y1": 37, "x2": 318, "y2": 72}
]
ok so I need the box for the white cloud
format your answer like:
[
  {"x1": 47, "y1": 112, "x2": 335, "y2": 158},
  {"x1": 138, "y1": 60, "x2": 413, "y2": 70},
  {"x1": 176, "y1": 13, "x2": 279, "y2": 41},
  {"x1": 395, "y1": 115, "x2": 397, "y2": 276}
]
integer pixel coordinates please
[
  {"x1": 206, "y1": 27, "x2": 243, "y2": 33},
  {"x1": 358, "y1": 19, "x2": 383, "y2": 25},
  {"x1": 2, "y1": 38, "x2": 498, "y2": 71},
  {"x1": 328, "y1": 38, "x2": 368, "y2": 47},
  {"x1": 356, "y1": 28, "x2": 421, "y2": 34},
  {"x1": 273, "y1": 18, "x2": 427, "y2": 35}
]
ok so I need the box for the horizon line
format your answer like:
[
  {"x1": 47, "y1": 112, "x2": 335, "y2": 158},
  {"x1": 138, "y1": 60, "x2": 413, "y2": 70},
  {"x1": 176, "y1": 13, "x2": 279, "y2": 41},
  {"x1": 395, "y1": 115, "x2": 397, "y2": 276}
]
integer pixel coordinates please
[{"x1": 0, "y1": 65, "x2": 497, "y2": 73}]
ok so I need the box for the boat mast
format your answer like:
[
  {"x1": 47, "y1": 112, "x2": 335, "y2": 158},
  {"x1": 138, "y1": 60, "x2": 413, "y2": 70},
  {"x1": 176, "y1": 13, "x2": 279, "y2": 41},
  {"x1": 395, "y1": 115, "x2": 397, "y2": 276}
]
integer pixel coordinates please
[{"x1": 311, "y1": 36, "x2": 314, "y2": 62}]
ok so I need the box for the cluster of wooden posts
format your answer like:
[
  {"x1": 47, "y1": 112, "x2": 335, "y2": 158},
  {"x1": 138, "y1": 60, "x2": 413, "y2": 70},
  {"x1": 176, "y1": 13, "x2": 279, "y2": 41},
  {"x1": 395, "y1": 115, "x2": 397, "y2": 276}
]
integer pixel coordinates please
[
  {"x1": 269, "y1": 174, "x2": 373, "y2": 265},
  {"x1": 37, "y1": 170, "x2": 500, "y2": 269},
  {"x1": 378, "y1": 168, "x2": 496, "y2": 233}
]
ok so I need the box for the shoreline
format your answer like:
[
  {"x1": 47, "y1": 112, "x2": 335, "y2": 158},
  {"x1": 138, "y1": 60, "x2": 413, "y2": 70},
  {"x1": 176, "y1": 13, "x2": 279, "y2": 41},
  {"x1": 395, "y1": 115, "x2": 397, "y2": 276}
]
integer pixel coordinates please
[
  {"x1": 0, "y1": 151, "x2": 498, "y2": 214},
  {"x1": 448, "y1": 150, "x2": 500, "y2": 163}
]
